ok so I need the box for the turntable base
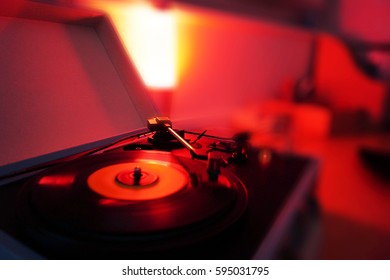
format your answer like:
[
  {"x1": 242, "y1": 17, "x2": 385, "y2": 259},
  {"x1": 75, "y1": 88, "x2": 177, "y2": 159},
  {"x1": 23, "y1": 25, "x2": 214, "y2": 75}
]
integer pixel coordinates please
[
  {"x1": 16, "y1": 150, "x2": 248, "y2": 255},
  {"x1": 0, "y1": 138, "x2": 318, "y2": 259}
]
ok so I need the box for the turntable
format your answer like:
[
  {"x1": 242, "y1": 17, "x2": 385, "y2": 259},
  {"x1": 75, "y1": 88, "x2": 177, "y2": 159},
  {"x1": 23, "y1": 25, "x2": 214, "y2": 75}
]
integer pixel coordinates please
[{"x1": 0, "y1": 2, "x2": 319, "y2": 259}]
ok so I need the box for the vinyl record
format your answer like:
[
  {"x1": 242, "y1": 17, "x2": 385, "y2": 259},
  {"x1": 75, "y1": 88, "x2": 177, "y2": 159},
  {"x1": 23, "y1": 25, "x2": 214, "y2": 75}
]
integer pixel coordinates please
[{"x1": 17, "y1": 150, "x2": 247, "y2": 253}]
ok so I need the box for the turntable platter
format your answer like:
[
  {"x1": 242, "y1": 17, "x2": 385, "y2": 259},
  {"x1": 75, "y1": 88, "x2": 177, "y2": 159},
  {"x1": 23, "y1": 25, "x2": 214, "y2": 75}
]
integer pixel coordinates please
[{"x1": 17, "y1": 150, "x2": 247, "y2": 253}]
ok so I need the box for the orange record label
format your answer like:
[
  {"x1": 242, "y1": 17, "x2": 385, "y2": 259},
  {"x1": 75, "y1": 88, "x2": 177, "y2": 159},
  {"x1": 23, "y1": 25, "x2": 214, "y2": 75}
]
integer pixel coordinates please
[{"x1": 87, "y1": 161, "x2": 188, "y2": 201}]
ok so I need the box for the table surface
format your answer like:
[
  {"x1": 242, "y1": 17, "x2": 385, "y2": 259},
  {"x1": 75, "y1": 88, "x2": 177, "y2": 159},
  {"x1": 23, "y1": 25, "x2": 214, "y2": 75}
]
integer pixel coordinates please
[{"x1": 292, "y1": 133, "x2": 390, "y2": 259}]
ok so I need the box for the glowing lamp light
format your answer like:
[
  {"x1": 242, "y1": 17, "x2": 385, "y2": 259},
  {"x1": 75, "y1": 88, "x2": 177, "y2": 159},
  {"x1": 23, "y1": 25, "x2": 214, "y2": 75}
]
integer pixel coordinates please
[
  {"x1": 121, "y1": 1, "x2": 177, "y2": 117},
  {"x1": 86, "y1": 1, "x2": 177, "y2": 89},
  {"x1": 125, "y1": 3, "x2": 177, "y2": 89},
  {"x1": 81, "y1": 1, "x2": 177, "y2": 115}
]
